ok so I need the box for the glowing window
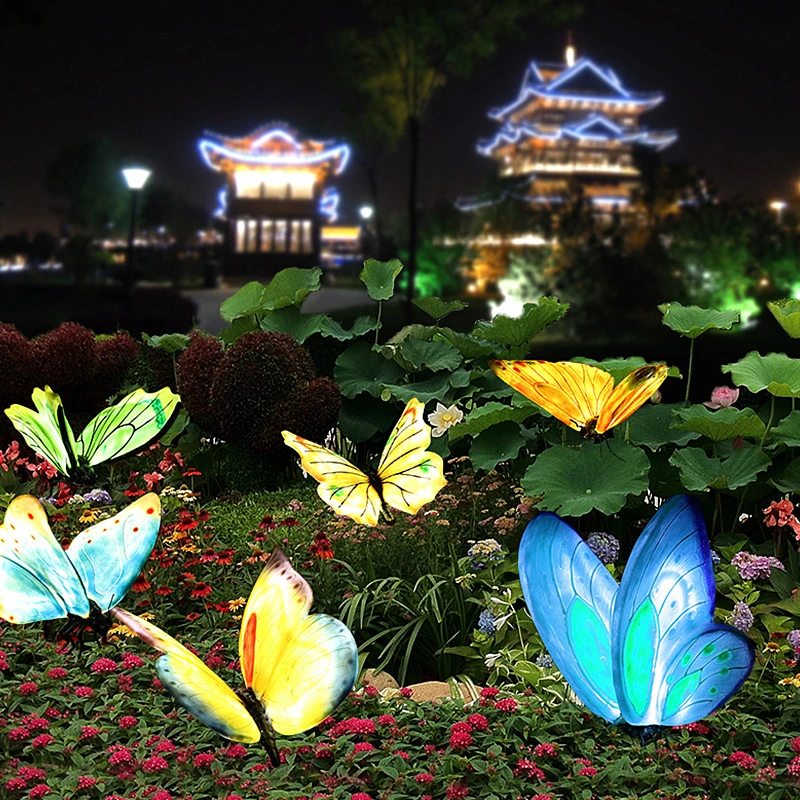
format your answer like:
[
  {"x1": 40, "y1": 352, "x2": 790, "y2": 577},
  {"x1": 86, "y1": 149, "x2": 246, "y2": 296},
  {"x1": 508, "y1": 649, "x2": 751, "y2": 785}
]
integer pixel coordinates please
[
  {"x1": 260, "y1": 220, "x2": 273, "y2": 252},
  {"x1": 235, "y1": 219, "x2": 246, "y2": 252},
  {"x1": 290, "y1": 220, "x2": 301, "y2": 253},
  {"x1": 274, "y1": 220, "x2": 287, "y2": 252},
  {"x1": 302, "y1": 220, "x2": 313, "y2": 253},
  {"x1": 246, "y1": 220, "x2": 258, "y2": 253},
  {"x1": 233, "y1": 171, "x2": 263, "y2": 199}
]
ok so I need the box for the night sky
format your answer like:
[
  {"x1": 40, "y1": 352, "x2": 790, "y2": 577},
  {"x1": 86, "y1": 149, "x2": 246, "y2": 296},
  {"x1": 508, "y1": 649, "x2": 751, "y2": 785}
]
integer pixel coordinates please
[{"x1": 2, "y1": 0, "x2": 797, "y2": 234}]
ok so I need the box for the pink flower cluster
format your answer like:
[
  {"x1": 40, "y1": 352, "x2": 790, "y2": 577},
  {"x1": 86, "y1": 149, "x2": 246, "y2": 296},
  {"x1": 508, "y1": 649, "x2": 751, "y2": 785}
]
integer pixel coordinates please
[
  {"x1": 763, "y1": 499, "x2": 800, "y2": 540},
  {"x1": 731, "y1": 551, "x2": 785, "y2": 581},
  {"x1": 729, "y1": 750, "x2": 759, "y2": 770}
]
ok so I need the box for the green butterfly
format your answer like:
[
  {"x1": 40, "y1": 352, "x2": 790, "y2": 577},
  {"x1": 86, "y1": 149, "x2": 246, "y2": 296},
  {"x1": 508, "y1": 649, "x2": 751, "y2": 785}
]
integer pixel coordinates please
[{"x1": 5, "y1": 385, "x2": 180, "y2": 477}]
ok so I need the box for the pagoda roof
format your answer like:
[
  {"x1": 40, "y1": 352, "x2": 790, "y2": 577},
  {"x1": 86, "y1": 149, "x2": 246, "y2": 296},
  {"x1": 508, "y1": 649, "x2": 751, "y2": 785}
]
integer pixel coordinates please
[
  {"x1": 198, "y1": 123, "x2": 350, "y2": 174},
  {"x1": 477, "y1": 112, "x2": 677, "y2": 156},
  {"x1": 489, "y1": 56, "x2": 664, "y2": 121}
]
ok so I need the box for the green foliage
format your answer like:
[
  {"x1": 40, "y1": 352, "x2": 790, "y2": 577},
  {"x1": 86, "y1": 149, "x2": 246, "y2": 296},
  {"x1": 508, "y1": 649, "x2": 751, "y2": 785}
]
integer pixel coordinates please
[
  {"x1": 768, "y1": 298, "x2": 800, "y2": 338},
  {"x1": 723, "y1": 351, "x2": 800, "y2": 397},
  {"x1": 471, "y1": 297, "x2": 569, "y2": 353},
  {"x1": 449, "y1": 400, "x2": 540, "y2": 443},
  {"x1": 334, "y1": 341, "x2": 405, "y2": 398},
  {"x1": 769, "y1": 411, "x2": 800, "y2": 447},
  {"x1": 360, "y1": 258, "x2": 403, "y2": 301},
  {"x1": 142, "y1": 332, "x2": 190, "y2": 354},
  {"x1": 672, "y1": 405, "x2": 767, "y2": 442},
  {"x1": 412, "y1": 296, "x2": 468, "y2": 321},
  {"x1": 260, "y1": 305, "x2": 377, "y2": 344},
  {"x1": 669, "y1": 445, "x2": 771, "y2": 491},
  {"x1": 220, "y1": 268, "x2": 322, "y2": 322},
  {"x1": 573, "y1": 355, "x2": 681, "y2": 382},
  {"x1": 615, "y1": 403, "x2": 700, "y2": 451},
  {"x1": 469, "y1": 421, "x2": 526, "y2": 472},
  {"x1": 522, "y1": 442, "x2": 650, "y2": 516},
  {"x1": 658, "y1": 301, "x2": 740, "y2": 338}
]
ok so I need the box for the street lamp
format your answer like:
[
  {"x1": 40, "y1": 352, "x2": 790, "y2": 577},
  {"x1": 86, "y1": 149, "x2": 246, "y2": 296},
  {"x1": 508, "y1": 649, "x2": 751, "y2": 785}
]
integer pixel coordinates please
[
  {"x1": 359, "y1": 205, "x2": 374, "y2": 221},
  {"x1": 122, "y1": 167, "x2": 151, "y2": 291},
  {"x1": 770, "y1": 199, "x2": 787, "y2": 224}
]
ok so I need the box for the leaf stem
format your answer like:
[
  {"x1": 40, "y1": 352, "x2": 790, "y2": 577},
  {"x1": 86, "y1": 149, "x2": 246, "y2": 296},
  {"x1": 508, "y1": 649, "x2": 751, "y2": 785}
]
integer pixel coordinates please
[
  {"x1": 760, "y1": 395, "x2": 776, "y2": 449},
  {"x1": 684, "y1": 337, "x2": 695, "y2": 404},
  {"x1": 374, "y1": 300, "x2": 383, "y2": 347}
]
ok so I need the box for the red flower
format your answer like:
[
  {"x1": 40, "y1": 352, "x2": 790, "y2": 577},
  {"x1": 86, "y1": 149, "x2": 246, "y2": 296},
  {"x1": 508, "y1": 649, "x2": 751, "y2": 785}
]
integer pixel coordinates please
[
  {"x1": 791, "y1": 736, "x2": 800, "y2": 753},
  {"x1": 224, "y1": 743, "x2": 248, "y2": 759},
  {"x1": 788, "y1": 756, "x2": 800, "y2": 777},
  {"x1": 217, "y1": 548, "x2": 235, "y2": 564},
  {"x1": 79, "y1": 726, "x2": 100, "y2": 739},
  {"x1": 200, "y1": 548, "x2": 218, "y2": 563},
  {"x1": 414, "y1": 773, "x2": 435, "y2": 784},
  {"x1": 31, "y1": 734, "x2": 54, "y2": 749},
  {"x1": 141, "y1": 756, "x2": 169, "y2": 773},
  {"x1": 449, "y1": 731, "x2": 473, "y2": 750},
  {"x1": 281, "y1": 517, "x2": 299, "y2": 527},
  {"x1": 259, "y1": 515, "x2": 277, "y2": 531},
  {"x1": 158, "y1": 448, "x2": 185, "y2": 473},
  {"x1": 46, "y1": 667, "x2": 67, "y2": 680},
  {"x1": 377, "y1": 714, "x2": 396, "y2": 726},
  {"x1": 577, "y1": 766, "x2": 597, "y2": 776},
  {"x1": 118, "y1": 715, "x2": 137, "y2": 729},
  {"x1": 74, "y1": 686, "x2": 93, "y2": 698},
  {"x1": 183, "y1": 466, "x2": 202, "y2": 477},
  {"x1": 186, "y1": 612, "x2": 201, "y2": 622},
  {"x1": 76, "y1": 777, "x2": 97, "y2": 789},
  {"x1": 132, "y1": 573, "x2": 151, "y2": 593},
  {"x1": 155, "y1": 585, "x2": 173, "y2": 596},
  {"x1": 445, "y1": 784, "x2": 469, "y2": 800},
  {"x1": 533, "y1": 742, "x2": 557, "y2": 757},
  {"x1": 480, "y1": 686, "x2": 499, "y2": 698},
  {"x1": 28, "y1": 785, "x2": 51, "y2": 799},
  {"x1": 353, "y1": 742, "x2": 375, "y2": 752},
  {"x1": 400, "y1": 687, "x2": 414, "y2": 698},
  {"x1": 90, "y1": 657, "x2": 117, "y2": 673},
  {"x1": 515, "y1": 758, "x2": 546, "y2": 780},
  {"x1": 143, "y1": 471, "x2": 164, "y2": 490},
  {"x1": 19, "y1": 681, "x2": 38, "y2": 696},
  {"x1": 494, "y1": 697, "x2": 518, "y2": 712},
  {"x1": 351, "y1": 794, "x2": 372, "y2": 800},
  {"x1": 191, "y1": 582, "x2": 213, "y2": 598},
  {"x1": 729, "y1": 750, "x2": 758, "y2": 770},
  {"x1": 194, "y1": 752, "x2": 215, "y2": 767},
  {"x1": 309, "y1": 532, "x2": 335, "y2": 560}
]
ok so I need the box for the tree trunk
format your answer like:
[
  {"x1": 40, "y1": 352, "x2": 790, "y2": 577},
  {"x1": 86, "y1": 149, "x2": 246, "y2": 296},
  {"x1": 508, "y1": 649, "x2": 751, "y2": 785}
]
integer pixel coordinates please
[{"x1": 405, "y1": 114, "x2": 421, "y2": 323}]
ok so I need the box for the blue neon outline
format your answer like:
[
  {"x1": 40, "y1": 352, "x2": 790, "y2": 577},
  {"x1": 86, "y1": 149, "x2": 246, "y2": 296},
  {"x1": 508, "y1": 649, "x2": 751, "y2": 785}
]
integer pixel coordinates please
[
  {"x1": 545, "y1": 58, "x2": 630, "y2": 97},
  {"x1": 213, "y1": 188, "x2": 227, "y2": 219},
  {"x1": 198, "y1": 127, "x2": 350, "y2": 175},
  {"x1": 319, "y1": 187, "x2": 340, "y2": 223}
]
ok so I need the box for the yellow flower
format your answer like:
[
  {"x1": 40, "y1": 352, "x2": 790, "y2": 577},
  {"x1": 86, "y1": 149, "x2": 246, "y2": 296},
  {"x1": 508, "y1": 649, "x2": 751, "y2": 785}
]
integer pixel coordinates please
[
  {"x1": 79, "y1": 509, "x2": 101, "y2": 525},
  {"x1": 763, "y1": 642, "x2": 781, "y2": 653},
  {"x1": 228, "y1": 597, "x2": 247, "y2": 610}
]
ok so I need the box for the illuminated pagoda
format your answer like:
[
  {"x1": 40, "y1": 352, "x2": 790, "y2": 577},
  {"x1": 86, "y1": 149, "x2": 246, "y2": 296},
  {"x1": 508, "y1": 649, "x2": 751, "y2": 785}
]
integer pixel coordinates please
[
  {"x1": 199, "y1": 124, "x2": 349, "y2": 278},
  {"x1": 473, "y1": 40, "x2": 677, "y2": 210}
]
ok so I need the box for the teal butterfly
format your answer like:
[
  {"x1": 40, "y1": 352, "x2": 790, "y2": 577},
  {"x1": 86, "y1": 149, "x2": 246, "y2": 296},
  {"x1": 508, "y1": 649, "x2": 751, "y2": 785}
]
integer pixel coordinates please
[
  {"x1": 5, "y1": 385, "x2": 180, "y2": 477},
  {"x1": 0, "y1": 492, "x2": 162, "y2": 644}
]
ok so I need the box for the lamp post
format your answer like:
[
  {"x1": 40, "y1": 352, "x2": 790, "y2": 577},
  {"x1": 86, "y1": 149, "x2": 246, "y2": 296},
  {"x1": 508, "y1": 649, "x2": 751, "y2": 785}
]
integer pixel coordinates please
[
  {"x1": 122, "y1": 167, "x2": 151, "y2": 292},
  {"x1": 770, "y1": 199, "x2": 787, "y2": 224}
]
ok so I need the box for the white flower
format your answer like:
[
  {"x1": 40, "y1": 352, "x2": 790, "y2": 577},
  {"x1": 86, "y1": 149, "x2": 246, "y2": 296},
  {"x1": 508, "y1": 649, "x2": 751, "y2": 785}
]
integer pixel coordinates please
[{"x1": 427, "y1": 402, "x2": 463, "y2": 437}]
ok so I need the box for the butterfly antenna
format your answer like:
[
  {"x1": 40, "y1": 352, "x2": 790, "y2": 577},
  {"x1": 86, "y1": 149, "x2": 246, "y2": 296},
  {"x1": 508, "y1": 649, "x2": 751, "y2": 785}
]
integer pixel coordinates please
[{"x1": 603, "y1": 438, "x2": 626, "y2": 462}]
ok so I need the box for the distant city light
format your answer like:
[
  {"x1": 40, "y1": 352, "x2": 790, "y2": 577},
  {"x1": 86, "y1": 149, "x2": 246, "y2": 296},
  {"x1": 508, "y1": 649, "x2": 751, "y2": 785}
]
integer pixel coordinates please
[
  {"x1": 359, "y1": 205, "x2": 374, "y2": 220},
  {"x1": 122, "y1": 168, "x2": 151, "y2": 190},
  {"x1": 770, "y1": 200, "x2": 788, "y2": 223}
]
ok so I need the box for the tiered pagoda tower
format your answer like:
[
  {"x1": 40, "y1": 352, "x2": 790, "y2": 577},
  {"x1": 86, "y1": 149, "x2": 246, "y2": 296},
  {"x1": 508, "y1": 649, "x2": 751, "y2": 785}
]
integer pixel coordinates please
[
  {"x1": 199, "y1": 124, "x2": 349, "y2": 279},
  {"x1": 475, "y1": 42, "x2": 677, "y2": 209}
]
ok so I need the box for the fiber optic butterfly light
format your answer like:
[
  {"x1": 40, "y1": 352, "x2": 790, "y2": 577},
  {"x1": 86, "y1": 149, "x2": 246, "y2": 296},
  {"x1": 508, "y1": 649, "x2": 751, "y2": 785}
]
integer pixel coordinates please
[
  {"x1": 0, "y1": 493, "x2": 162, "y2": 645},
  {"x1": 112, "y1": 548, "x2": 358, "y2": 767},
  {"x1": 5, "y1": 385, "x2": 180, "y2": 479},
  {"x1": 518, "y1": 495, "x2": 754, "y2": 726}
]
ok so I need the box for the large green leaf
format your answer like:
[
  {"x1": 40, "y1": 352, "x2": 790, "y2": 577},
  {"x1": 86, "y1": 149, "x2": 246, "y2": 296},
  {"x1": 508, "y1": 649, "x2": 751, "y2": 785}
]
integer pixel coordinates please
[
  {"x1": 767, "y1": 298, "x2": 800, "y2": 338},
  {"x1": 339, "y1": 396, "x2": 398, "y2": 443},
  {"x1": 220, "y1": 281, "x2": 268, "y2": 322},
  {"x1": 261, "y1": 306, "x2": 377, "y2": 344},
  {"x1": 436, "y1": 328, "x2": 497, "y2": 360},
  {"x1": 143, "y1": 332, "x2": 191, "y2": 354},
  {"x1": 220, "y1": 315, "x2": 258, "y2": 345},
  {"x1": 722, "y1": 351, "x2": 800, "y2": 397},
  {"x1": 360, "y1": 258, "x2": 403, "y2": 301},
  {"x1": 768, "y1": 411, "x2": 800, "y2": 447},
  {"x1": 572, "y1": 356, "x2": 681, "y2": 382},
  {"x1": 658, "y1": 302, "x2": 740, "y2": 338},
  {"x1": 260, "y1": 266, "x2": 322, "y2": 310},
  {"x1": 522, "y1": 442, "x2": 650, "y2": 516},
  {"x1": 395, "y1": 339, "x2": 462, "y2": 372},
  {"x1": 770, "y1": 458, "x2": 800, "y2": 493},
  {"x1": 669, "y1": 446, "x2": 771, "y2": 491},
  {"x1": 614, "y1": 403, "x2": 700, "y2": 451},
  {"x1": 449, "y1": 401, "x2": 541, "y2": 442},
  {"x1": 470, "y1": 422, "x2": 526, "y2": 472},
  {"x1": 672, "y1": 405, "x2": 767, "y2": 442},
  {"x1": 471, "y1": 297, "x2": 569, "y2": 349},
  {"x1": 413, "y1": 297, "x2": 468, "y2": 321},
  {"x1": 381, "y1": 373, "x2": 451, "y2": 404},
  {"x1": 334, "y1": 342, "x2": 405, "y2": 398}
]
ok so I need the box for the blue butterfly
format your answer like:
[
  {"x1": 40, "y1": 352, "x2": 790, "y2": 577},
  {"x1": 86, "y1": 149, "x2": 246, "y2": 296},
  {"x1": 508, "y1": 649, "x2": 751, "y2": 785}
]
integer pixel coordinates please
[
  {"x1": 0, "y1": 493, "x2": 162, "y2": 645},
  {"x1": 518, "y1": 495, "x2": 754, "y2": 726}
]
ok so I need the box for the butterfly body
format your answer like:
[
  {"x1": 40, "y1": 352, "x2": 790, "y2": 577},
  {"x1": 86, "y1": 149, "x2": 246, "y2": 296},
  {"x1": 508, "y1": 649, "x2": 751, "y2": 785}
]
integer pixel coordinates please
[
  {"x1": 489, "y1": 360, "x2": 667, "y2": 437},
  {"x1": 113, "y1": 548, "x2": 357, "y2": 766},
  {"x1": 282, "y1": 398, "x2": 446, "y2": 526},
  {"x1": 6, "y1": 385, "x2": 180, "y2": 477},
  {"x1": 0, "y1": 493, "x2": 162, "y2": 641},
  {"x1": 518, "y1": 496, "x2": 754, "y2": 727}
]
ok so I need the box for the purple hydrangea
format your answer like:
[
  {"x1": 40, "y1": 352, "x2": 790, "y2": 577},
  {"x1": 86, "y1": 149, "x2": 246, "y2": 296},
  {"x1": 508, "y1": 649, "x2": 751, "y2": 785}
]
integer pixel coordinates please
[
  {"x1": 586, "y1": 532, "x2": 620, "y2": 565},
  {"x1": 82, "y1": 488, "x2": 112, "y2": 505},
  {"x1": 477, "y1": 609, "x2": 499, "y2": 635},
  {"x1": 731, "y1": 602, "x2": 754, "y2": 633},
  {"x1": 731, "y1": 552, "x2": 785, "y2": 581},
  {"x1": 788, "y1": 629, "x2": 800, "y2": 653}
]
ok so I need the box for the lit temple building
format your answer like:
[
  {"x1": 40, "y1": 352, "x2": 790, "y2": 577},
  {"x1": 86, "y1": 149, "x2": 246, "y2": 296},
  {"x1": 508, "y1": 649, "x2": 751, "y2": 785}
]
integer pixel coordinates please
[
  {"x1": 198, "y1": 124, "x2": 350, "y2": 278},
  {"x1": 471, "y1": 42, "x2": 677, "y2": 210}
]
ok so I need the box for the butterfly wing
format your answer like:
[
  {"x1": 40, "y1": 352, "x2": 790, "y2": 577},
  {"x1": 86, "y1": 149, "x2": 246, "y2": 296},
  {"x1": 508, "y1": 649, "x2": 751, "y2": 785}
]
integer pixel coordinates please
[
  {"x1": 0, "y1": 495, "x2": 89, "y2": 623},
  {"x1": 239, "y1": 549, "x2": 358, "y2": 736},
  {"x1": 4, "y1": 386, "x2": 77, "y2": 475},
  {"x1": 518, "y1": 512, "x2": 621, "y2": 722},
  {"x1": 596, "y1": 364, "x2": 668, "y2": 434},
  {"x1": 282, "y1": 430, "x2": 382, "y2": 526},
  {"x1": 376, "y1": 398, "x2": 447, "y2": 516},
  {"x1": 76, "y1": 387, "x2": 180, "y2": 467},
  {"x1": 612, "y1": 495, "x2": 754, "y2": 726},
  {"x1": 111, "y1": 608, "x2": 260, "y2": 742},
  {"x1": 489, "y1": 361, "x2": 614, "y2": 431},
  {"x1": 67, "y1": 494, "x2": 161, "y2": 612}
]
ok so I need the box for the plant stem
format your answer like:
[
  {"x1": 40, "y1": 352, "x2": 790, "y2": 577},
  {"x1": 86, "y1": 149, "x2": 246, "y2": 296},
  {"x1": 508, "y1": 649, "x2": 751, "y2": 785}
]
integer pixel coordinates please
[
  {"x1": 684, "y1": 338, "x2": 695, "y2": 404},
  {"x1": 760, "y1": 395, "x2": 776, "y2": 448},
  {"x1": 374, "y1": 300, "x2": 383, "y2": 347}
]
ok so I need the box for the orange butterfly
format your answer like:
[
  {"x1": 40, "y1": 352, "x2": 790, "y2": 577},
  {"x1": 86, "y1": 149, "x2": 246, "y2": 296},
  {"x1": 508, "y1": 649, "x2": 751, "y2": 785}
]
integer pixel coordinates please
[{"x1": 489, "y1": 360, "x2": 667, "y2": 439}]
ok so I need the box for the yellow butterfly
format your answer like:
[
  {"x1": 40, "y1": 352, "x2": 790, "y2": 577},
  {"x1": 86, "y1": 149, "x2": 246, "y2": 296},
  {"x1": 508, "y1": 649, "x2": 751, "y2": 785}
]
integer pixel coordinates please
[
  {"x1": 282, "y1": 398, "x2": 447, "y2": 526},
  {"x1": 111, "y1": 548, "x2": 357, "y2": 766},
  {"x1": 489, "y1": 360, "x2": 668, "y2": 439}
]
